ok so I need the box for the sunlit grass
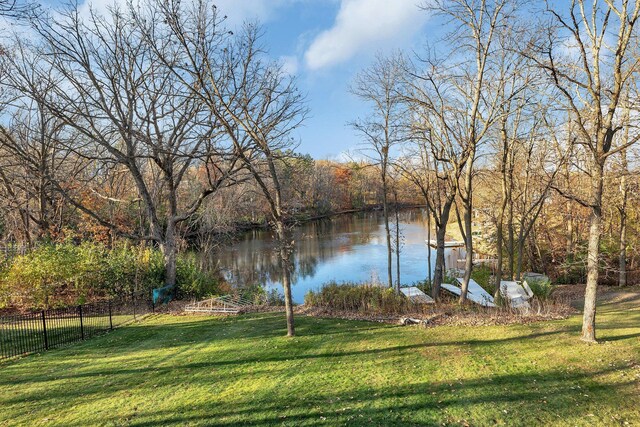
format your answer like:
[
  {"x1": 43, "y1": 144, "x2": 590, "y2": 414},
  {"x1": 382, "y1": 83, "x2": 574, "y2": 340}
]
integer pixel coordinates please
[{"x1": 1, "y1": 297, "x2": 639, "y2": 426}]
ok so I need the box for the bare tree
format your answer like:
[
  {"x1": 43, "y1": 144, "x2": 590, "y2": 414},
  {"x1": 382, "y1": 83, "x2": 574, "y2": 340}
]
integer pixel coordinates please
[
  {"x1": 3, "y1": 3, "x2": 241, "y2": 288},
  {"x1": 350, "y1": 53, "x2": 408, "y2": 289},
  {"x1": 405, "y1": 0, "x2": 511, "y2": 302},
  {"x1": 490, "y1": 20, "x2": 536, "y2": 291},
  {"x1": 396, "y1": 139, "x2": 436, "y2": 288},
  {"x1": 136, "y1": 0, "x2": 308, "y2": 336},
  {"x1": 404, "y1": 76, "x2": 469, "y2": 300},
  {"x1": 530, "y1": 0, "x2": 640, "y2": 341},
  {"x1": 0, "y1": 97, "x2": 78, "y2": 244}
]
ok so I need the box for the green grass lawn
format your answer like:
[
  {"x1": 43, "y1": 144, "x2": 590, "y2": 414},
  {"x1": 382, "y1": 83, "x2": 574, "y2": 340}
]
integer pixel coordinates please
[
  {"x1": 1, "y1": 313, "x2": 143, "y2": 359},
  {"x1": 1, "y1": 296, "x2": 639, "y2": 426}
]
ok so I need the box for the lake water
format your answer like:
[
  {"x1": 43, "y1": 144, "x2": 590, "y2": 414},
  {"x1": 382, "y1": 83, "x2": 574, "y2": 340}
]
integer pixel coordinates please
[{"x1": 212, "y1": 209, "x2": 460, "y2": 304}]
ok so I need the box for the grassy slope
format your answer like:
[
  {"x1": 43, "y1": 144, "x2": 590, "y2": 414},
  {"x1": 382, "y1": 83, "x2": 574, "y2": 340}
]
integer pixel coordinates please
[{"x1": 1, "y1": 297, "x2": 639, "y2": 427}]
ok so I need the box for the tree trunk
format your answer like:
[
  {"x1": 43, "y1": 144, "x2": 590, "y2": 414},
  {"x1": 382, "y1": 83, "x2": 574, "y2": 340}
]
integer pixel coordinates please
[
  {"x1": 564, "y1": 163, "x2": 574, "y2": 262},
  {"x1": 516, "y1": 233, "x2": 524, "y2": 281},
  {"x1": 460, "y1": 203, "x2": 473, "y2": 303},
  {"x1": 382, "y1": 175, "x2": 393, "y2": 288},
  {"x1": 276, "y1": 221, "x2": 295, "y2": 337},
  {"x1": 459, "y1": 156, "x2": 474, "y2": 303},
  {"x1": 582, "y1": 162, "x2": 604, "y2": 343},
  {"x1": 619, "y1": 209, "x2": 627, "y2": 287},
  {"x1": 394, "y1": 192, "x2": 401, "y2": 291},
  {"x1": 432, "y1": 201, "x2": 453, "y2": 301},
  {"x1": 619, "y1": 152, "x2": 628, "y2": 287},
  {"x1": 495, "y1": 118, "x2": 509, "y2": 299},
  {"x1": 426, "y1": 203, "x2": 432, "y2": 288},
  {"x1": 507, "y1": 203, "x2": 515, "y2": 279},
  {"x1": 433, "y1": 225, "x2": 447, "y2": 301},
  {"x1": 494, "y1": 219, "x2": 504, "y2": 300}
]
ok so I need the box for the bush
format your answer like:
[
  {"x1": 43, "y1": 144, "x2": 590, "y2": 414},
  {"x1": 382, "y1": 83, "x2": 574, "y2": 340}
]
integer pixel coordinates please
[
  {"x1": 0, "y1": 242, "x2": 220, "y2": 309},
  {"x1": 471, "y1": 265, "x2": 494, "y2": 295},
  {"x1": 1, "y1": 244, "x2": 79, "y2": 308},
  {"x1": 266, "y1": 289, "x2": 286, "y2": 306},
  {"x1": 99, "y1": 244, "x2": 164, "y2": 297},
  {"x1": 304, "y1": 282, "x2": 411, "y2": 314},
  {"x1": 175, "y1": 253, "x2": 219, "y2": 299},
  {"x1": 526, "y1": 277, "x2": 553, "y2": 300},
  {"x1": 554, "y1": 251, "x2": 587, "y2": 285},
  {"x1": 237, "y1": 283, "x2": 286, "y2": 306},
  {"x1": 415, "y1": 280, "x2": 431, "y2": 296}
]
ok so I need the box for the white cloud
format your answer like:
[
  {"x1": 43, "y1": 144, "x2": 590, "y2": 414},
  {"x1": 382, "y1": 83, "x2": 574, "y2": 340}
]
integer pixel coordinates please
[
  {"x1": 304, "y1": 0, "x2": 427, "y2": 70},
  {"x1": 280, "y1": 55, "x2": 300, "y2": 75}
]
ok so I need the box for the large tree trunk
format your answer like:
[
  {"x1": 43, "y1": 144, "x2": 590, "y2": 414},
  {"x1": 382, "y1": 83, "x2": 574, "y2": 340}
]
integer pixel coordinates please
[
  {"x1": 276, "y1": 220, "x2": 295, "y2": 337},
  {"x1": 582, "y1": 162, "x2": 604, "y2": 343},
  {"x1": 432, "y1": 202, "x2": 453, "y2": 301},
  {"x1": 433, "y1": 225, "x2": 447, "y2": 301}
]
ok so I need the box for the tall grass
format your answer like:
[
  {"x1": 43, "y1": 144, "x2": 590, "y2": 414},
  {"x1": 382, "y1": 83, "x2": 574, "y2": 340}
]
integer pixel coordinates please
[{"x1": 304, "y1": 282, "x2": 412, "y2": 314}]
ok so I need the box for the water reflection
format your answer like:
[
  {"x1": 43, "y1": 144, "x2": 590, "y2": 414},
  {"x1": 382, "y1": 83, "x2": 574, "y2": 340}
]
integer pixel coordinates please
[{"x1": 210, "y1": 209, "x2": 459, "y2": 303}]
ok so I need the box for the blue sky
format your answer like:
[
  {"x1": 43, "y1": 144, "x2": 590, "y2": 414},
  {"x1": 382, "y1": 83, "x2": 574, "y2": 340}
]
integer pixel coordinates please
[
  {"x1": 4, "y1": 0, "x2": 431, "y2": 158},
  {"x1": 211, "y1": 0, "x2": 432, "y2": 159}
]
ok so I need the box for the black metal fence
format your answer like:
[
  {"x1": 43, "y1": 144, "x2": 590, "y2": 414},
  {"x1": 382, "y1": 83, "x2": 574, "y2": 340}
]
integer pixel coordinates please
[{"x1": 0, "y1": 297, "x2": 153, "y2": 361}]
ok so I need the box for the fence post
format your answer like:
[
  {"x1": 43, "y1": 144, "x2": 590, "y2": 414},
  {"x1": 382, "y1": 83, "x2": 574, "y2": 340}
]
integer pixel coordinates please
[
  {"x1": 41, "y1": 311, "x2": 48, "y2": 350},
  {"x1": 78, "y1": 305, "x2": 84, "y2": 340},
  {"x1": 132, "y1": 294, "x2": 137, "y2": 321},
  {"x1": 108, "y1": 300, "x2": 113, "y2": 330}
]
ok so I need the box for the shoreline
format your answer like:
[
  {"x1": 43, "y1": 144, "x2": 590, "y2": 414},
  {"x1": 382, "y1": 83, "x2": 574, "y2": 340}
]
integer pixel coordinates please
[{"x1": 187, "y1": 203, "x2": 427, "y2": 244}]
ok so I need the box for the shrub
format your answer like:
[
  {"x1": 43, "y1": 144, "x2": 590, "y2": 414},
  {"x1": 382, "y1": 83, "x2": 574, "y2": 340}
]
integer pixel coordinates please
[
  {"x1": 238, "y1": 283, "x2": 267, "y2": 305},
  {"x1": 0, "y1": 242, "x2": 220, "y2": 309},
  {"x1": 526, "y1": 277, "x2": 553, "y2": 300},
  {"x1": 175, "y1": 253, "x2": 219, "y2": 299},
  {"x1": 471, "y1": 265, "x2": 495, "y2": 295},
  {"x1": 415, "y1": 280, "x2": 431, "y2": 296},
  {"x1": 266, "y1": 289, "x2": 286, "y2": 306},
  {"x1": 304, "y1": 282, "x2": 411, "y2": 314},
  {"x1": 237, "y1": 283, "x2": 286, "y2": 306},
  {"x1": 1, "y1": 244, "x2": 80, "y2": 308},
  {"x1": 554, "y1": 251, "x2": 587, "y2": 284}
]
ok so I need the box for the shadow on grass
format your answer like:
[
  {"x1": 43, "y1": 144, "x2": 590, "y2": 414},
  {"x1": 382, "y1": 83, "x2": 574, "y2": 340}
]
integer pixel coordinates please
[
  {"x1": 0, "y1": 324, "x2": 578, "y2": 391},
  {"x1": 92, "y1": 366, "x2": 634, "y2": 426},
  {"x1": 2, "y1": 308, "x2": 640, "y2": 426}
]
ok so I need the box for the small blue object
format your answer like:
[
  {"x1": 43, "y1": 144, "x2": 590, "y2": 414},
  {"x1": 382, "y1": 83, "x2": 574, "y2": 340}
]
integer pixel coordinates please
[{"x1": 153, "y1": 285, "x2": 174, "y2": 305}]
